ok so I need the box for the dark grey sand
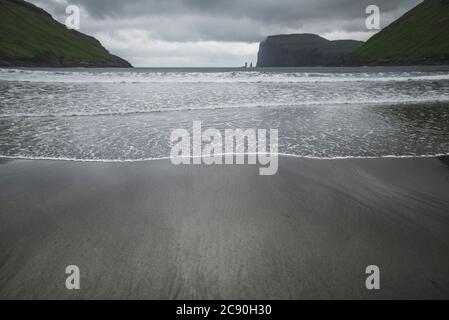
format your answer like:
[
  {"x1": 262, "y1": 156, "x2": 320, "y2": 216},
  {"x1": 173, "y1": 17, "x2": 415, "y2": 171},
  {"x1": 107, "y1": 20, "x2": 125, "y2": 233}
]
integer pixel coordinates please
[{"x1": 1, "y1": 156, "x2": 449, "y2": 299}]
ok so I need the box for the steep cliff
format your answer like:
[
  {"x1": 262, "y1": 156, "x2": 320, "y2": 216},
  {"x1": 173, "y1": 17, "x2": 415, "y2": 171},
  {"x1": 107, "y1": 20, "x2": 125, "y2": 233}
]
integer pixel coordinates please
[
  {"x1": 0, "y1": 0, "x2": 132, "y2": 67},
  {"x1": 256, "y1": 34, "x2": 363, "y2": 67}
]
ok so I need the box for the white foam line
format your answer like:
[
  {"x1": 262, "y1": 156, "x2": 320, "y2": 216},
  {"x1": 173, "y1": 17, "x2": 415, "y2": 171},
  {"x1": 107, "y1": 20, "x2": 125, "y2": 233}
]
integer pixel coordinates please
[
  {"x1": 1, "y1": 76, "x2": 449, "y2": 84},
  {"x1": 1, "y1": 98, "x2": 449, "y2": 118},
  {"x1": 2, "y1": 69, "x2": 449, "y2": 84},
  {"x1": 1, "y1": 152, "x2": 448, "y2": 163}
]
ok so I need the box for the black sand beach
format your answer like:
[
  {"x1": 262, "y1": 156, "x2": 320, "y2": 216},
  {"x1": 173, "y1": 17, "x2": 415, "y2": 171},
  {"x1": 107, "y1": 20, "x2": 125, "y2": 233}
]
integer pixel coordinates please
[{"x1": 1, "y1": 156, "x2": 449, "y2": 299}]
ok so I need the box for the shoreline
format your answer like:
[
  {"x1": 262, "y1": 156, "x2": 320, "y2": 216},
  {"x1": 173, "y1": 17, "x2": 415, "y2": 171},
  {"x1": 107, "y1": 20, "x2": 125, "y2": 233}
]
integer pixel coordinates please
[
  {"x1": 1, "y1": 156, "x2": 449, "y2": 299},
  {"x1": 2, "y1": 152, "x2": 449, "y2": 162}
]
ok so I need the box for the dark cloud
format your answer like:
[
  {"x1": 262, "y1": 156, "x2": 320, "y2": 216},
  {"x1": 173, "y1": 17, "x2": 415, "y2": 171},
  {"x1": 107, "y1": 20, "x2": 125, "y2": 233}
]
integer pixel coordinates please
[{"x1": 33, "y1": 0, "x2": 422, "y2": 42}]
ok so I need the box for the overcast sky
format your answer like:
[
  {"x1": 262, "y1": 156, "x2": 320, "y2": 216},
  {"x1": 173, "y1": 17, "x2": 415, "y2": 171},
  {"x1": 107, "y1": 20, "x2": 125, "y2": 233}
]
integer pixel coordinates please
[{"x1": 29, "y1": 0, "x2": 422, "y2": 67}]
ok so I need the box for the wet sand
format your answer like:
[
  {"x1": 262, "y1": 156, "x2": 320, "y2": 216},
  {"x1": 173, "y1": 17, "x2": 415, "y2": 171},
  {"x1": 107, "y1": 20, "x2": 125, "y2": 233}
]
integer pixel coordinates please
[{"x1": 0, "y1": 156, "x2": 449, "y2": 299}]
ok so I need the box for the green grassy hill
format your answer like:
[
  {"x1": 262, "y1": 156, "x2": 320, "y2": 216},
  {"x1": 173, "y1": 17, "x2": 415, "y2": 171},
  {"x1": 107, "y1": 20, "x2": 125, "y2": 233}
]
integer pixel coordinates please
[
  {"x1": 0, "y1": 0, "x2": 132, "y2": 67},
  {"x1": 349, "y1": 0, "x2": 449, "y2": 65}
]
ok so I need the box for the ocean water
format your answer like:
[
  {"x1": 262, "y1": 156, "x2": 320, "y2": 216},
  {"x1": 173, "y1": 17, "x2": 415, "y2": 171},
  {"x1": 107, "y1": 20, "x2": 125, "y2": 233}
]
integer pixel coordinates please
[{"x1": 1, "y1": 66, "x2": 449, "y2": 161}]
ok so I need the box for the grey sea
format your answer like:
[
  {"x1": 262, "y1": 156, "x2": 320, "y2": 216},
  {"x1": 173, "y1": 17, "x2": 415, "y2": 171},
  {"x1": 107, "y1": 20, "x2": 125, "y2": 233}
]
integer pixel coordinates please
[
  {"x1": 1, "y1": 66, "x2": 449, "y2": 299},
  {"x1": 2, "y1": 66, "x2": 449, "y2": 160}
]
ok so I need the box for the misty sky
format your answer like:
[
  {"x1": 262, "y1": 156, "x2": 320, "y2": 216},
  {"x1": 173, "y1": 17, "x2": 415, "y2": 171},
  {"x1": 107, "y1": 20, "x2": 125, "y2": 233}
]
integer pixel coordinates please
[{"x1": 29, "y1": 0, "x2": 422, "y2": 67}]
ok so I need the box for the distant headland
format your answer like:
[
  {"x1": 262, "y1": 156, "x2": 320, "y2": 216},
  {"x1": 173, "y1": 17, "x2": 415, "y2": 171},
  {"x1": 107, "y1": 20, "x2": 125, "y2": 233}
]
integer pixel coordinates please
[
  {"x1": 256, "y1": 34, "x2": 363, "y2": 67},
  {"x1": 257, "y1": 0, "x2": 449, "y2": 67}
]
